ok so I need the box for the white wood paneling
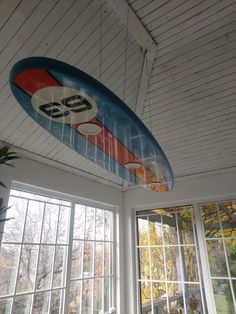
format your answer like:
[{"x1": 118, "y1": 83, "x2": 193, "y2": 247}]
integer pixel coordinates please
[{"x1": 0, "y1": 0, "x2": 236, "y2": 188}]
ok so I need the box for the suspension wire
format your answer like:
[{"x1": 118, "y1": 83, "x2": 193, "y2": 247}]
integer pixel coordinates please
[
  {"x1": 99, "y1": 0, "x2": 103, "y2": 83},
  {"x1": 123, "y1": 6, "x2": 129, "y2": 103}
]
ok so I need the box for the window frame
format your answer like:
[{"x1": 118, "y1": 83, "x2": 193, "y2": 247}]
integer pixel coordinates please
[
  {"x1": 131, "y1": 194, "x2": 236, "y2": 314},
  {"x1": 0, "y1": 181, "x2": 118, "y2": 314}
]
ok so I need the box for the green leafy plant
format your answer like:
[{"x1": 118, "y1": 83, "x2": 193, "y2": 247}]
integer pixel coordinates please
[
  {"x1": 0, "y1": 146, "x2": 19, "y2": 188},
  {"x1": 0, "y1": 146, "x2": 19, "y2": 225}
]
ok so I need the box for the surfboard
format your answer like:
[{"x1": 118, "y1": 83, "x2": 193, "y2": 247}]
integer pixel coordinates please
[{"x1": 10, "y1": 57, "x2": 174, "y2": 192}]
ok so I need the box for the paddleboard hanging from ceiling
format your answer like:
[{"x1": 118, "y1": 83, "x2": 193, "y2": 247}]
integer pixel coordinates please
[{"x1": 10, "y1": 57, "x2": 174, "y2": 192}]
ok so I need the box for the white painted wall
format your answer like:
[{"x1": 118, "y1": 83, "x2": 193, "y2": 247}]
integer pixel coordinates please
[{"x1": 123, "y1": 168, "x2": 236, "y2": 314}]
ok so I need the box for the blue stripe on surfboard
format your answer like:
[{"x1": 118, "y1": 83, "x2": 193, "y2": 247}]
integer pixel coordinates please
[{"x1": 10, "y1": 83, "x2": 139, "y2": 185}]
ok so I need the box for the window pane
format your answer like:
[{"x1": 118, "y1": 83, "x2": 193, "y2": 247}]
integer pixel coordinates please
[
  {"x1": 81, "y1": 279, "x2": 93, "y2": 313},
  {"x1": 36, "y1": 246, "x2": 54, "y2": 290},
  {"x1": 53, "y1": 246, "x2": 67, "y2": 288},
  {"x1": 95, "y1": 209, "x2": 104, "y2": 241},
  {"x1": 177, "y1": 210, "x2": 195, "y2": 244},
  {"x1": 73, "y1": 204, "x2": 85, "y2": 239},
  {"x1": 69, "y1": 281, "x2": 81, "y2": 313},
  {"x1": 83, "y1": 241, "x2": 93, "y2": 278},
  {"x1": 212, "y1": 279, "x2": 235, "y2": 314},
  {"x1": 206, "y1": 239, "x2": 227, "y2": 277},
  {"x1": 32, "y1": 291, "x2": 50, "y2": 313},
  {"x1": 95, "y1": 242, "x2": 103, "y2": 277},
  {"x1": 41, "y1": 204, "x2": 59, "y2": 244},
  {"x1": 137, "y1": 217, "x2": 149, "y2": 246},
  {"x1": 149, "y1": 215, "x2": 162, "y2": 246},
  {"x1": 50, "y1": 289, "x2": 63, "y2": 314},
  {"x1": 23, "y1": 200, "x2": 44, "y2": 243},
  {"x1": 163, "y1": 214, "x2": 178, "y2": 245},
  {"x1": 16, "y1": 244, "x2": 38, "y2": 293},
  {"x1": 0, "y1": 244, "x2": 20, "y2": 296},
  {"x1": 104, "y1": 277, "x2": 110, "y2": 312},
  {"x1": 94, "y1": 278, "x2": 102, "y2": 313},
  {"x1": 185, "y1": 284, "x2": 203, "y2": 313},
  {"x1": 105, "y1": 211, "x2": 112, "y2": 241},
  {"x1": 71, "y1": 241, "x2": 83, "y2": 279},
  {"x1": 0, "y1": 298, "x2": 12, "y2": 313},
  {"x1": 200, "y1": 203, "x2": 221, "y2": 238},
  {"x1": 224, "y1": 238, "x2": 236, "y2": 277},
  {"x1": 218, "y1": 201, "x2": 236, "y2": 237},
  {"x1": 152, "y1": 282, "x2": 167, "y2": 313},
  {"x1": 104, "y1": 242, "x2": 110, "y2": 276},
  {"x1": 12, "y1": 294, "x2": 33, "y2": 314},
  {"x1": 85, "y1": 207, "x2": 95, "y2": 240},
  {"x1": 182, "y1": 246, "x2": 199, "y2": 282},
  {"x1": 138, "y1": 248, "x2": 150, "y2": 280},
  {"x1": 57, "y1": 206, "x2": 70, "y2": 244},
  {"x1": 165, "y1": 246, "x2": 179, "y2": 281},
  {"x1": 2, "y1": 197, "x2": 27, "y2": 243},
  {"x1": 168, "y1": 283, "x2": 184, "y2": 313},
  {"x1": 150, "y1": 248, "x2": 165, "y2": 281},
  {"x1": 140, "y1": 281, "x2": 152, "y2": 314}
]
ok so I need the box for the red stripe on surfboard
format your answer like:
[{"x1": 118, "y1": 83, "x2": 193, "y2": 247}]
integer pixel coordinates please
[
  {"x1": 71, "y1": 122, "x2": 167, "y2": 191},
  {"x1": 13, "y1": 69, "x2": 60, "y2": 96},
  {"x1": 13, "y1": 69, "x2": 167, "y2": 191}
]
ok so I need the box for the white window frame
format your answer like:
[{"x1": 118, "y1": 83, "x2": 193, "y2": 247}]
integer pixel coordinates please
[
  {"x1": 129, "y1": 193, "x2": 236, "y2": 314},
  {"x1": 0, "y1": 181, "x2": 118, "y2": 314}
]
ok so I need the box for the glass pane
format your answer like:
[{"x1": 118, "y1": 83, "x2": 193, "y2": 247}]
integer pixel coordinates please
[
  {"x1": 50, "y1": 289, "x2": 62, "y2": 314},
  {"x1": 104, "y1": 242, "x2": 110, "y2": 276},
  {"x1": 137, "y1": 217, "x2": 149, "y2": 246},
  {"x1": 140, "y1": 281, "x2": 152, "y2": 314},
  {"x1": 16, "y1": 244, "x2": 38, "y2": 293},
  {"x1": 69, "y1": 281, "x2": 81, "y2": 313},
  {"x1": 95, "y1": 209, "x2": 104, "y2": 241},
  {"x1": 0, "y1": 298, "x2": 12, "y2": 314},
  {"x1": 71, "y1": 241, "x2": 83, "y2": 279},
  {"x1": 105, "y1": 210, "x2": 112, "y2": 241},
  {"x1": 104, "y1": 277, "x2": 109, "y2": 312},
  {"x1": 218, "y1": 201, "x2": 236, "y2": 237},
  {"x1": 152, "y1": 282, "x2": 167, "y2": 313},
  {"x1": 23, "y1": 201, "x2": 44, "y2": 243},
  {"x1": 81, "y1": 279, "x2": 92, "y2": 313},
  {"x1": 206, "y1": 239, "x2": 227, "y2": 277},
  {"x1": 212, "y1": 279, "x2": 234, "y2": 314},
  {"x1": 94, "y1": 278, "x2": 102, "y2": 313},
  {"x1": 83, "y1": 241, "x2": 93, "y2": 278},
  {"x1": 200, "y1": 203, "x2": 221, "y2": 238},
  {"x1": 163, "y1": 214, "x2": 178, "y2": 245},
  {"x1": 57, "y1": 206, "x2": 70, "y2": 244},
  {"x1": 0, "y1": 244, "x2": 20, "y2": 296},
  {"x1": 165, "y1": 246, "x2": 179, "y2": 281},
  {"x1": 95, "y1": 242, "x2": 103, "y2": 277},
  {"x1": 53, "y1": 246, "x2": 67, "y2": 288},
  {"x1": 12, "y1": 295, "x2": 33, "y2": 314},
  {"x1": 36, "y1": 246, "x2": 54, "y2": 290},
  {"x1": 85, "y1": 207, "x2": 95, "y2": 240},
  {"x1": 138, "y1": 248, "x2": 150, "y2": 280},
  {"x1": 32, "y1": 291, "x2": 50, "y2": 314},
  {"x1": 168, "y1": 283, "x2": 184, "y2": 313},
  {"x1": 185, "y1": 284, "x2": 203, "y2": 314},
  {"x1": 177, "y1": 210, "x2": 195, "y2": 244},
  {"x1": 150, "y1": 248, "x2": 165, "y2": 281},
  {"x1": 224, "y1": 238, "x2": 236, "y2": 277},
  {"x1": 73, "y1": 204, "x2": 85, "y2": 239},
  {"x1": 182, "y1": 246, "x2": 199, "y2": 282},
  {"x1": 149, "y1": 215, "x2": 162, "y2": 246},
  {"x1": 2, "y1": 197, "x2": 27, "y2": 242},
  {"x1": 41, "y1": 204, "x2": 59, "y2": 244}
]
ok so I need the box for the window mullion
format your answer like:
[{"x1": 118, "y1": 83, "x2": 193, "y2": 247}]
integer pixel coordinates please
[
  {"x1": 63, "y1": 201, "x2": 75, "y2": 314},
  {"x1": 10, "y1": 199, "x2": 30, "y2": 314}
]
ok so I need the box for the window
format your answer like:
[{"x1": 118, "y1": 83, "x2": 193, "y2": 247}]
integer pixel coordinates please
[
  {"x1": 136, "y1": 201, "x2": 236, "y2": 314},
  {"x1": 136, "y1": 205, "x2": 206, "y2": 314},
  {"x1": 0, "y1": 188, "x2": 114, "y2": 314}
]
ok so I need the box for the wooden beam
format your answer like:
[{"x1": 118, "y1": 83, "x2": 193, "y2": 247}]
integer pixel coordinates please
[{"x1": 107, "y1": 0, "x2": 157, "y2": 52}]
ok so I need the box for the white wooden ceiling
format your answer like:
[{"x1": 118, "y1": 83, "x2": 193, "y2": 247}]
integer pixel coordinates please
[{"x1": 0, "y1": 0, "x2": 236, "y2": 190}]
